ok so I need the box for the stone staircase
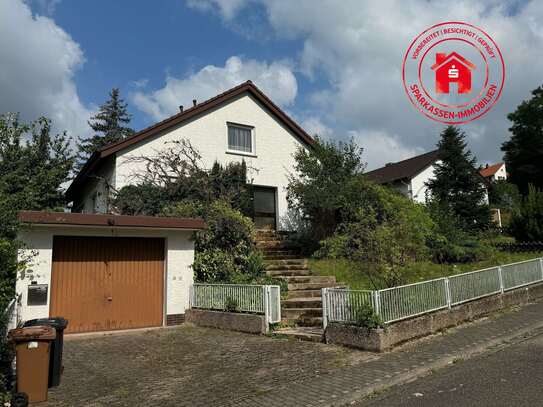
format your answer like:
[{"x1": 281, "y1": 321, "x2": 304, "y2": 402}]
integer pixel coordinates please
[{"x1": 256, "y1": 230, "x2": 340, "y2": 337}]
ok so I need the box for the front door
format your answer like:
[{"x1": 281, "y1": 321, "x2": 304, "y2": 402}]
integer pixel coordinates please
[{"x1": 253, "y1": 186, "x2": 277, "y2": 230}]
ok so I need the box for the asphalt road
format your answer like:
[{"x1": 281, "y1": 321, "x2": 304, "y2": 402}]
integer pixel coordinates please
[{"x1": 358, "y1": 330, "x2": 543, "y2": 407}]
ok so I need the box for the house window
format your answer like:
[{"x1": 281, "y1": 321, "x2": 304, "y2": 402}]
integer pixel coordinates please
[{"x1": 227, "y1": 124, "x2": 254, "y2": 154}]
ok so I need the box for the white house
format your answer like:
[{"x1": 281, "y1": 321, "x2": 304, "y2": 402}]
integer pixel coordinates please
[
  {"x1": 364, "y1": 150, "x2": 440, "y2": 203},
  {"x1": 480, "y1": 162, "x2": 507, "y2": 182},
  {"x1": 365, "y1": 150, "x2": 489, "y2": 204},
  {"x1": 66, "y1": 81, "x2": 316, "y2": 231}
]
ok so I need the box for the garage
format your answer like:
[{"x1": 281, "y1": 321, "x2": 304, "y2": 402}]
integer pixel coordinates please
[
  {"x1": 16, "y1": 211, "x2": 204, "y2": 334},
  {"x1": 51, "y1": 236, "x2": 165, "y2": 334}
]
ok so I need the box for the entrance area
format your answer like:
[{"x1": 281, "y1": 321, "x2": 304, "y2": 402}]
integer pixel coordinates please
[
  {"x1": 253, "y1": 186, "x2": 277, "y2": 230},
  {"x1": 50, "y1": 236, "x2": 165, "y2": 334}
]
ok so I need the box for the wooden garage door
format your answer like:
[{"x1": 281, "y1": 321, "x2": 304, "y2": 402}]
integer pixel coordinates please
[{"x1": 51, "y1": 236, "x2": 165, "y2": 334}]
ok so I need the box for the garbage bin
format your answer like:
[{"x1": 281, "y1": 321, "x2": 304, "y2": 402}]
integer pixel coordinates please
[
  {"x1": 8, "y1": 326, "x2": 56, "y2": 403},
  {"x1": 23, "y1": 317, "x2": 68, "y2": 387}
]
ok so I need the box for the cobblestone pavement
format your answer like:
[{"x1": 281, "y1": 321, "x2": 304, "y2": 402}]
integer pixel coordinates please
[
  {"x1": 41, "y1": 325, "x2": 370, "y2": 406},
  {"x1": 41, "y1": 300, "x2": 543, "y2": 407}
]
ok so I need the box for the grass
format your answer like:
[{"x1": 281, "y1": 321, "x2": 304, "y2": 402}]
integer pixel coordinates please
[{"x1": 310, "y1": 251, "x2": 543, "y2": 290}]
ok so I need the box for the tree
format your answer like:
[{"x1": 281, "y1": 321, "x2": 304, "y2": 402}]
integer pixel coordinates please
[
  {"x1": 76, "y1": 88, "x2": 134, "y2": 171},
  {"x1": 426, "y1": 126, "x2": 490, "y2": 231},
  {"x1": 509, "y1": 184, "x2": 543, "y2": 242},
  {"x1": 287, "y1": 137, "x2": 367, "y2": 240},
  {"x1": 0, "y1": 113, "x2": 73, "y2": 397},
  {"x1": 501, "y1": 85, "x2": 543, "y2": 194}
]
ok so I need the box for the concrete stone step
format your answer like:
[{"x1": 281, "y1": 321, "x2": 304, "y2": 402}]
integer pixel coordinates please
[
  {"x1": 281, "y1": 308, "x2": 323, "y2": 319},
  {"x1": 263, "y1": 259, "x2": 307, "y2": 266},
  {"x1": 266, "y1": 269, "x2": 311, "y2": 277},
  {"x1": 256, "y1": 240, "x2": 299, "y2": 249},
  {"x1": 265, "y1": 263, "x2": 308, "y2": 271},
  {"x1": 263, "y1": 254, "x2": 302, "y2": 260},
  {"x1": 281, "y1": 298, "x2": 322, "y2": 308},
  {"x1": 282, "y1": 316, "x2": 323, "y2": 327},
  {"x1": 288, "y1": 282, "x2": 340, "y2": 291},
  {"x1": 282, "y1": 276, "x2": 336, "y2": 284},
  {"x1": 273, "y1": 327, "x2": 324, "y2": 342},
  {"x1": 287, "y1": 289, "x2": 322, "y2": 299}
]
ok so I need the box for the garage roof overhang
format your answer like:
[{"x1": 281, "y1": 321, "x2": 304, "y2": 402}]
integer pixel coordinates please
[{"x1": 18, "y1": 211, "x2": 205, "y2": 231}]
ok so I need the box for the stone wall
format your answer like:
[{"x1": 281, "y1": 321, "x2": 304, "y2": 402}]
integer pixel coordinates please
[
  {"x1": 185, "y1": 309, "x2": 268, "y2": 335},
  {"x1": 325, "y1": 282, "x2": 543, "y2": 352}
]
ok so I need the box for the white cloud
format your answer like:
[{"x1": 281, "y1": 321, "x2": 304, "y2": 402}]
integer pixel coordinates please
[
  {"x1": 132, "y1": 56, "x2": 297, "y2": 121},
  {"x1": 0, "y1": 0, "x2": 92, "y2": 140},
  {"x1": 300, "y1": 116, "x2": 333, "y2": 139},
  {"x1": 186, "y1": 0, "x2": 251, "y2": 21},
  {"x1": 350, "y1": 129, "x2": 424, "y2": 170},
  {"x1": 190, "y1": 0, "x2": 543, "y2": 167}
]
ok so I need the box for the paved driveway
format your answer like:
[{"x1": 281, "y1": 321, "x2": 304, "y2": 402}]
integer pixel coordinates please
[{"x1": 42, "y1": 326, "x2": 368, "y2": 406}]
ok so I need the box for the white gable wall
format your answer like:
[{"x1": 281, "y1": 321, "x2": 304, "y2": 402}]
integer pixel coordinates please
[
  {"x1": 409, "y1": 163, "x2": 438, "y2": 203},
  {"x1": 113, "y1": 93, "x2": 308, "y2": 229}
]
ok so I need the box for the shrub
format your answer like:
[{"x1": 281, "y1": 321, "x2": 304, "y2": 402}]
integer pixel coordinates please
[
  {"x1": 353, "y1": 303, "x2": 382, "y2": 329},
  {"x1": 509, "y1": 184, "x2": 543, "y2": 241},
  {"x1": 224, "y1": 297, "x2": 239, "y2": 313}
]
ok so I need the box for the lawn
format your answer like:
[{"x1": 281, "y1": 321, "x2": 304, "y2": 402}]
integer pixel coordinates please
[{"x1": 309, "y1": 251, "x2": 543, "y2": 290}]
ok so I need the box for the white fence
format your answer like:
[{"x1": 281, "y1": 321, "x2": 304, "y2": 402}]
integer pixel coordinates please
[
  {"x1": 323, "y1": 257, "x2": 543, "y2": 328},
  {"x1": 190, "y1": 283, "x2": 281, "y2": 324}
]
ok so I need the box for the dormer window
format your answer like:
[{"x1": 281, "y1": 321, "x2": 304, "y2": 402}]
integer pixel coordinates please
[{"x1": 227, "y1": 123, "x2": 255, "y2": 155}]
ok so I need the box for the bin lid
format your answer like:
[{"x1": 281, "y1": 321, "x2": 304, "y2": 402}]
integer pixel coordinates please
[
  {"x1": 8, "y1": 325, "x2": 56, "y2": 342},
  {"x1": 23, "y1": 317, "x2": 68, "y2": 330}
]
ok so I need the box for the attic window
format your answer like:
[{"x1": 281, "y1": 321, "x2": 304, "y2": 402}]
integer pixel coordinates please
[{"x1": 227, "y1": 123, "x2": 254, "y2": 155}]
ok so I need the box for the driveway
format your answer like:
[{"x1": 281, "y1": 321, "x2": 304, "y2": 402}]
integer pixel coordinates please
[{"x1": 42, "y1": 325, "x2": 368, "y2": 406}]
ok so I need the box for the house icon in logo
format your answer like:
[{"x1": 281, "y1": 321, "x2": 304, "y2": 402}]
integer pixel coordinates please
[{"x1": 431, "y1": 52, "x2": 476, "y2": 94}]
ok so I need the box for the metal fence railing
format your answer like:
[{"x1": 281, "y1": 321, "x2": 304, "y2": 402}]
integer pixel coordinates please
[
  {"x1": 190, "y1": 283, "x2": 281, "y2": 324},
  {"x1": 322, "y1": 257, "x2": 543, "y2": 328}
]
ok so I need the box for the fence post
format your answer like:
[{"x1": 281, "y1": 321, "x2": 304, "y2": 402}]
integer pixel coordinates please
[
  {"x1": 373, "y1": 291, "x2": 381, "y2": 318},
  {"x1": 263, "y1": 285, "x2": 270, "y2": 332},
  {"x1": 444, "y1": 278, "x2": 451, "y2": 309},
  {"x1": 189, "y1": 284, "x2": 194, "y2": 308},
  {"x1": 540, "y1": 258, "x2": 543, "y2": 281},
  {"x1": 321, "y1": 288, "x2": 328, "y2": 330},
  {"x1": 498, "y1": 266, "x2": 504, "y2": 294}
]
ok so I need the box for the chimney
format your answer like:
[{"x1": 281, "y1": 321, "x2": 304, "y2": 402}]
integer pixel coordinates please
[
  {"x1": 193, "y1": 99, "x2": 197, "y2": 107},
  {"x1": 179, "y1": 105, "x2": 183, "y2": 113}
]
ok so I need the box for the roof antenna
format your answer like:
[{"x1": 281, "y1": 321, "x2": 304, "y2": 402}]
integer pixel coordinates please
[
  {"x1": 193, "y1": 99, "x2": 197, "y2": 107},
  {"x1": 179, "y1": 105, "x2": 183, "y2": 112}
]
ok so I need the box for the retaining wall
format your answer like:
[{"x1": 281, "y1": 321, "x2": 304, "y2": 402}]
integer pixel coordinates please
[
  {"x1": 185, "y1": 309, "x2": 268, "y2": 334},
  {"x1": 325, "y1": 282, "x2": 543, "y2": 352}
]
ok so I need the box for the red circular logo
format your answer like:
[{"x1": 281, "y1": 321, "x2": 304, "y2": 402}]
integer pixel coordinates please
[{"x1": 402, "y1": 21, "x2": 505, "y2": 124}]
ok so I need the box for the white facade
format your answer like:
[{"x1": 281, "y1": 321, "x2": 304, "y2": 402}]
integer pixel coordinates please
[
  {"x1": 16, "y1": 225, "x2": 194, "y2": 324},
  {"x1": 408, "y1": 163, "x2": 438, "y2": 203},
  {"x1": 74, "y1": 92, "x2": 310, "y2": 230}
]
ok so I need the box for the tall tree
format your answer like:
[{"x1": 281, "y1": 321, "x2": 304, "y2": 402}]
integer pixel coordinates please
[
  {"x1": 427, "y1": 126, "x2": 490, "y2": 231},
  {"x1": 501, "y1": 85, "x2": 543, "y2": 194},
  {"x1": 76, "y1": 88, "x2": 134, "y2": 171}
]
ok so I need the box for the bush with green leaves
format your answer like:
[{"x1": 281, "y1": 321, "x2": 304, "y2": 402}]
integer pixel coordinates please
[
  {"x1": 224, "y1": 297, "x2": 239, "y2": 313},
  {"x1": 353, "y1": 303, "x2": 382, "y2": 329},
  {"x1": 318, "y1": 185, "x2": 435, "y2": 288},
  {"x1": 509, "y1": 184, "x2": 543, "y2": 241}
]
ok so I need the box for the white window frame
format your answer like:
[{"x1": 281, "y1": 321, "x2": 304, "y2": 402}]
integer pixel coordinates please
[{"x1": 226, "y1": 122, "x2": 256, "y2": 157}]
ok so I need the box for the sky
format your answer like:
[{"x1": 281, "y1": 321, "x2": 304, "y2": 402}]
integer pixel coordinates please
[{"x1": 1, "y1": 0, "x2": 542, "y2": 169}]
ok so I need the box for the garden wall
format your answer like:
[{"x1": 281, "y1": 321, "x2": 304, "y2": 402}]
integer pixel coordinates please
[
  {"x1": 185, "y1": 309, "x2": 268, "y2": 334},
  {"x1": 325, "y1": 282, "x2": 543, "y2": 352}
]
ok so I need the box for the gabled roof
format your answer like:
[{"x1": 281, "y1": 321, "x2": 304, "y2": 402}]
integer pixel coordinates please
[
  {"x1": 67, "y1": 81, "x2": 316, "y2": 200},
  {"x1": 431, "y1": 52, "x2": 476, "y2": 71},
  {"x1": 365, "y1": 150, "x2": 439, "y2": 184},
  {"x1": 480, "y1": 162, "x2": 504, "y2": 178}
]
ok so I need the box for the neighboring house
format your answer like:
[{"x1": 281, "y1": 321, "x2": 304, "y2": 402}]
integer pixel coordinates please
[
  {"x1": 480, "y1": 162, "x2": 507, "y2": 182},
  {"x1": 66, "y1": 81, "x2": 316, "y2": 230},
  {"x1": 431, "y1": 52, "x2": 476, "y2": 94},
  {"x1": 364, "y1": 150, "x2": 440, "y2": 203}
]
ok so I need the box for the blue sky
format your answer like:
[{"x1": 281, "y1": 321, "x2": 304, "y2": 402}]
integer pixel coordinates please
[{"x1": 2, "y1": 0, "x2": 543, "y2": 169}]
